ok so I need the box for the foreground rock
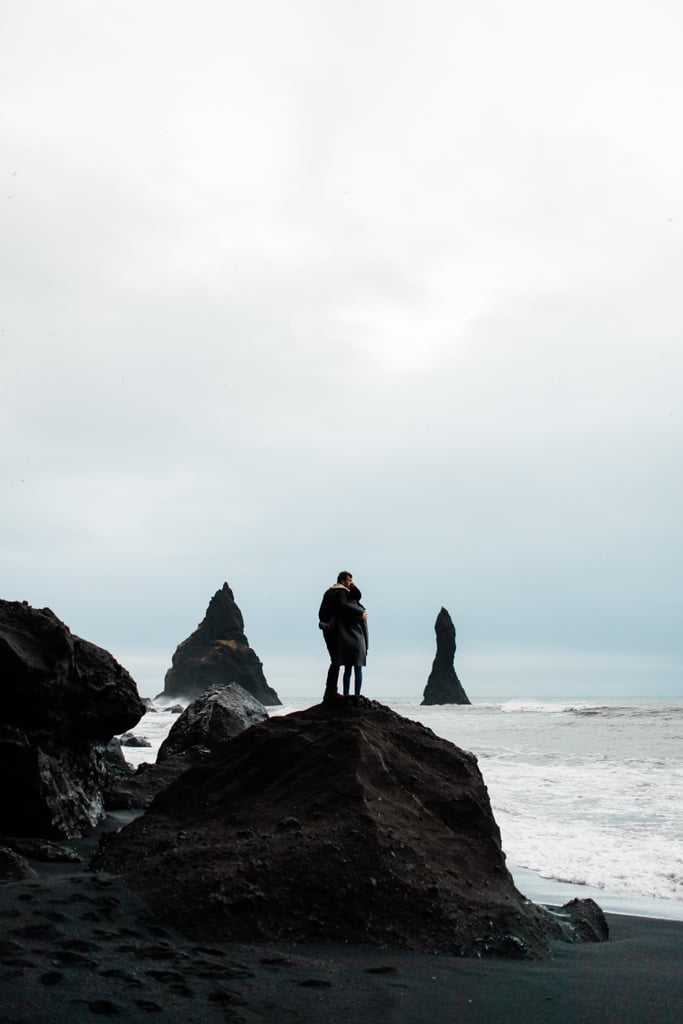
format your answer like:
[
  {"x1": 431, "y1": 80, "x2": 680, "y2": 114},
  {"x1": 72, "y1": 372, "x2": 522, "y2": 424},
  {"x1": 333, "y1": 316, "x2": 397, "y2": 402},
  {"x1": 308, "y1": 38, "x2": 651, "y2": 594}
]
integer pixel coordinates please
[
  {"x1": 162, "y1": 583, "x2": 280, "y2": 705},
  {"x1": 0, "y1": 599, "x2": 145, "y2": 837},
  {"x1": 103, "y1": 685, "x2": 269, "y2": 811},
  {"x1": 157, "y1": 683, "x2": 268, "y2": 763},
  {"x1": 422, "y1": 607, "x2": 471, "y2": 705},
  {"x1": 0, "y1": 847, "x2": 38, "y2": 880},
  {"x1": 93, "y1": 699, "x2": 606, "y2": 958}
]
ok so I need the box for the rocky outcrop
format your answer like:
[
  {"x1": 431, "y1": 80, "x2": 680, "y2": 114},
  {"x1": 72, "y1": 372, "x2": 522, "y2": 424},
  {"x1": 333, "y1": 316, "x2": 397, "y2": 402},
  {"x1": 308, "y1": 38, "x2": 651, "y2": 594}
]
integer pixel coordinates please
[
  {"x1": 93, "y1": 699, "x2": 606, "y2": 958},
  {"x1": 0, "y1": 599, "x2": 145, "y2": 838},
  {"x1": 162, "y1": 583, "x2": 280, "y2": 705},
  {"x1": 421, "y1": 607, "x2": 471, "y2": 705},
  {"x1": 104, "y1": 685, "x2": 269, "y2": 812},
  {"x1": 119, "y1": 734, "x2": 152, "y2": 748},
  {"x1": 0, "y1": 848, "x2": 37, "y2": 881},
  {"x1": 0, "y1": 837, "x2": 81, "y2": 864},
  {"x1": 544, "y1": 897, "x2": 610, "y2": 943},
  {"x1": 157, "y1": 684, "x2": 268, "y2": 763}
]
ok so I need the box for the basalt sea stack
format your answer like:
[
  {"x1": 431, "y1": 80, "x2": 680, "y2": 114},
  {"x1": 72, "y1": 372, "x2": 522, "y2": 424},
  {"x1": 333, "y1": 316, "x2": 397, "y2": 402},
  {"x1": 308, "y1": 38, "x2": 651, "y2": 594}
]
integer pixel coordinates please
[
  {"x1": 0, "y1": 599, "x2": 145, "y2": 837},
  {"x1": 421, "y1": 607, "x2": 470, "y2": 705},
  {"x1": 93, "y1": 699, "x2": 607, "y2": 958},
  {"x1": 162, "y1": 583, "x2": 280, "y2": 705}
]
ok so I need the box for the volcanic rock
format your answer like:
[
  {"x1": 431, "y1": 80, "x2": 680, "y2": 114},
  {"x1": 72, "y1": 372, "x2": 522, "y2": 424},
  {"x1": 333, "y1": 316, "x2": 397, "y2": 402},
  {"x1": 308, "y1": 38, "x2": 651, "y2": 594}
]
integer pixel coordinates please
[
  {"x1": 157, "y1": 684, "x2": 268, "y2": 763},
  {"x1": 0, "y1": 847, "x2": 37, "y2": 881},
  {"x1": 103, "y1": 685, "x2": 270, "y2": 812},
  {"x1": 119, "y1": 733, "x2": 152, "y2": 748},
  {"x1": 551, "y1": 897, "x2": 610, "y2": 943},
  {"x1": 0, "y1": 837, "x2": 81, "y2": 863},
  {"x1": 102, "y1": 737, "x2": 134, "y2": 786},
  {"x1": 0, "y1": 599, "x2": 145, "y2": 838},
  {"x1": 421, "y1": 608, "x2": 471, "y2": 705},
  {"x1": 92, "y1": 699, "x2": 604, "y2": 958},
  {"x1": 162, "y1": 583, "x2": 280, "y2": 705}
]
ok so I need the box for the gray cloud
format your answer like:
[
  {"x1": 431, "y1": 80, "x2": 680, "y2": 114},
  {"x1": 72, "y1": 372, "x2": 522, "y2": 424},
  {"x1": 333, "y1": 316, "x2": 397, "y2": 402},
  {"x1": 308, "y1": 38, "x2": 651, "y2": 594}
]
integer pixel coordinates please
[{"x1": 2, "y1": 1, "x2": 681, "y2": 699}]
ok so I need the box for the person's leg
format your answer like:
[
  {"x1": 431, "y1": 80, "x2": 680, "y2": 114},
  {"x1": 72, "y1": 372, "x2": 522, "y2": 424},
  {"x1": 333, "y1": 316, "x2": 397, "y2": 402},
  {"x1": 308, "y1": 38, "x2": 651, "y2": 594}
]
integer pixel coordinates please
[
  {"x1": 354, "y1": 666, "x2": 363, "y2": 696},
  {"x1": 342, "y1": 665, "x2": 351, "y2": 696},
  {"x1": 324, "y1": 662, "x2": 341, "y2": 700}
]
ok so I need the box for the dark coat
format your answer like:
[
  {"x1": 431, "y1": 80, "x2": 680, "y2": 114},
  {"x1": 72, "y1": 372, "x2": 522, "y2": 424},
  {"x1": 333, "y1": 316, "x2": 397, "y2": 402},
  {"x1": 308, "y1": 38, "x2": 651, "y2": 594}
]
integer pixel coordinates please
[{"x1": 318, "y1": 584, "x2": 367, "y2": 666}]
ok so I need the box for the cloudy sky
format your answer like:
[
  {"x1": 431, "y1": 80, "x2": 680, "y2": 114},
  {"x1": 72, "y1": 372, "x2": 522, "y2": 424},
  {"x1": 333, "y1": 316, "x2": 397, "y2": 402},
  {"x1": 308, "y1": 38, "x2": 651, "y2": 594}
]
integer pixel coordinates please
[{"x1": 2, "y1": 0, "x2": 681, "y2": 702}]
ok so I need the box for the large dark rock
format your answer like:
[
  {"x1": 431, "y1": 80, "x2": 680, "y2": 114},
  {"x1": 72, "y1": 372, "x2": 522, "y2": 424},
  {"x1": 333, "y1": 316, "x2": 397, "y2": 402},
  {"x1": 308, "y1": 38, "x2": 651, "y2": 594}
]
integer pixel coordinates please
[
  {"x1": 0, "y1": 599, "x2": 145, "y2": 838},
  {"x1": 93, "y1": 699, "x2": 605, "y2": 958},
  {"x1": 0, "y1": 837, "x2": 81, "y2": 864},
  {"x1": 162, "y1": 583, "x2": 280, "y2": 705},
  {"x1": 421, "y1": 607, "x2": 471, "y2": 705},
  {"x1": 157, "y1": 684, "x2": 268, "y2": 763},
  {"x1": 0, "y1": 847, "x2": 37, "y2": 881},
  {"x1": 549, "y1": 897, "x2": 610, "y2": 943},
  {"x1": 104, "y1": 685, "x2": 269, "y2": 812}
]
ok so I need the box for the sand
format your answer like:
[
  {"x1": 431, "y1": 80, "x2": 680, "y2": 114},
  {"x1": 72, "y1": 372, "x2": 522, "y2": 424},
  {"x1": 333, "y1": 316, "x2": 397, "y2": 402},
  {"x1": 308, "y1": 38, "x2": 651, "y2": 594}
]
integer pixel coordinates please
[{"x1": 1, "y1": 865, "x2": 681, "y2": 1024}]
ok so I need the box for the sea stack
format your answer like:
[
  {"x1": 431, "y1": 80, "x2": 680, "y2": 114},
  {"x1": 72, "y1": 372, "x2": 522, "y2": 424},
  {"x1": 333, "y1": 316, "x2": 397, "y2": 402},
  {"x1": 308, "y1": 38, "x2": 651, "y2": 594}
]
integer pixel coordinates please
[
  {"x1": 421, "y1": 607, "x2": 470, "y2": 705},
  {"x1": 162, "y1": 583, "x2": 280, "y2": 705}
]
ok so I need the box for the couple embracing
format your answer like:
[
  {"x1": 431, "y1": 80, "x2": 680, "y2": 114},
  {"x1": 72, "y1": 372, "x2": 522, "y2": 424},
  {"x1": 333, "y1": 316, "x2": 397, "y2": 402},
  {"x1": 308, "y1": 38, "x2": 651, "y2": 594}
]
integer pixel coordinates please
[{"x1": 318, "y1": 571, "x2": 368, "y2": 702}]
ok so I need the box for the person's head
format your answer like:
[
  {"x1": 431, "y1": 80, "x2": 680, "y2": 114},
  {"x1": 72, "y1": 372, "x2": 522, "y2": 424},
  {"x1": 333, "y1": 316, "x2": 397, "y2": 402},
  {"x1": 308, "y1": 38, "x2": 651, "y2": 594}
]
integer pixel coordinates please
[{"x1": 337, "y1": 570, "x2": 353, "y2": 588}]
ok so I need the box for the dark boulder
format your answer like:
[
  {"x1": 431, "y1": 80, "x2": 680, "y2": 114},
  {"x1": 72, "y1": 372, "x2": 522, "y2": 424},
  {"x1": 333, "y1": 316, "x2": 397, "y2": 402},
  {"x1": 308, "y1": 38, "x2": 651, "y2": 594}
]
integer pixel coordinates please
[
  {"x1": 421, "y1": 607, "x2": 471, "y2": 705},
  {"x1": 162, "y1": 583, "x2": 280, "y2": 705},
  {"x1": 119, "y1": 734, "x2": 152, "y2": 748},
  {"x1": 93, "y1": 699, "x2": 605, "y2": 958},
  {"x1": 547, "y1": 897, "x2": 609, "y2": 942},
  {"x1": 103, "y1": 759, "x2": 189, "y2": 813},
  {"x1": 102, "y1": 737, "x2": 134, "y2": 786},
  {"x1": 0, "y1": 837, "x2": 81, "y2": 864},
  {"x1": 0, "y1": 847, "x2": 38, "y2": 881},
  {"x1": 0, "y1": 599, "x2": 145, "y2": 838},
  {"x1": 157, "y1": 683, "x2": 268, "y2": 763},
  {"x1": 103, "y1": 685, "x2": 270, "y2": 812}
]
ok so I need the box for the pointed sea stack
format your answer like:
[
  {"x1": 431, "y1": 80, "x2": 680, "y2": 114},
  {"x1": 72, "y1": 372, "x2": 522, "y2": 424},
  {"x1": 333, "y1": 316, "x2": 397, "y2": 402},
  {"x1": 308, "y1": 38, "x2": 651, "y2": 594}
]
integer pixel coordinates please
[
  {"x1": 421, "y1": 607, "x2": 470, "y2": 705},
  {"x1": 162, "y1": 583, "x2": 280, "y2": 705}
]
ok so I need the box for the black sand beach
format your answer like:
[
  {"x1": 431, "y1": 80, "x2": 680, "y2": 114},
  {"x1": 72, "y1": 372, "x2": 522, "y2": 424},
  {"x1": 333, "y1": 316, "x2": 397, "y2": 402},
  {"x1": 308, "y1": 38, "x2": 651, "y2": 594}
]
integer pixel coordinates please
[{"x1": 1, "y1": 868, "x2": 681, "y2": 1024}]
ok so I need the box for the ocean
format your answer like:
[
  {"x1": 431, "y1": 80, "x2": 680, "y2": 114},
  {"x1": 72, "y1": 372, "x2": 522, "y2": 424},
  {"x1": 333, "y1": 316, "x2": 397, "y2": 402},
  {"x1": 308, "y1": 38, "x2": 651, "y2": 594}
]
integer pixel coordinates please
[{"x1": 123, "y1": 697, "x2": 683, "y2": 921}]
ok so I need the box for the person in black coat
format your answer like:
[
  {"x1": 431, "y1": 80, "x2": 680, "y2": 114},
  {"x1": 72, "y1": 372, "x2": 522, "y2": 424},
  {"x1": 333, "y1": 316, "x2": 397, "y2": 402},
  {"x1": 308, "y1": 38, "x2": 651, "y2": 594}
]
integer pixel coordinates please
[
  {"x1": 342, "y1": 583, "x2": 368, "y2": 697},
  {"x1": 318, "y1": 571, "x2": 368, "y2": 701}
]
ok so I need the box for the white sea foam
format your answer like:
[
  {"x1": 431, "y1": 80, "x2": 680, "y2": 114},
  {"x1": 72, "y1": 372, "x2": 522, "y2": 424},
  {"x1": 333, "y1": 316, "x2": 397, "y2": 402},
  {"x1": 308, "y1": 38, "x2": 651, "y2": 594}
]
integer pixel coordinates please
[
  {"x1": 391, "y1": 700, "x2": 683, "y2": 908},
  {"x1": 122, "y1": 697, "x2": 683, "y2": 917}
]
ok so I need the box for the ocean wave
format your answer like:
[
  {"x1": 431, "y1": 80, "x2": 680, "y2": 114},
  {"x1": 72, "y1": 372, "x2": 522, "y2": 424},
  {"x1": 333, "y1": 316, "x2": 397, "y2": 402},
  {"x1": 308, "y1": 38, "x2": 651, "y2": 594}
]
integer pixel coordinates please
[{"x1": 495, "y1": 700, "x2": 683, "y2": 720}]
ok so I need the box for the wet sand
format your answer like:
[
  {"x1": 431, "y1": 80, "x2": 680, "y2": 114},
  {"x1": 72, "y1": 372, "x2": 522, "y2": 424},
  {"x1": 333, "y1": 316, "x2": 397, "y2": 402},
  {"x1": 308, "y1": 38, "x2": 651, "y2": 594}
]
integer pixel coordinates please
[{"x1": 1, "y1": 869, "x2": 681, "y2": 1024}]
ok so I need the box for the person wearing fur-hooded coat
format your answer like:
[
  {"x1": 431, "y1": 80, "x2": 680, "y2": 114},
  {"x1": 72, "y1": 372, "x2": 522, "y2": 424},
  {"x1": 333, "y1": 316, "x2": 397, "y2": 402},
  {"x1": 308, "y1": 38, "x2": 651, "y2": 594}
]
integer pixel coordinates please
[{"x1": 318, "y1": 571, "x2": 367, "y2": 700}]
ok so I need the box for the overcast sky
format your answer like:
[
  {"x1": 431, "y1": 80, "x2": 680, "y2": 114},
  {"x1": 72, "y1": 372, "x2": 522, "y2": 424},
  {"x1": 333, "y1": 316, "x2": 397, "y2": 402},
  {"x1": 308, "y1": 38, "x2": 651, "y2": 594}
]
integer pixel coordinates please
[{"x1": 2, "y1": 1, "x2": 681, "y2": 702}]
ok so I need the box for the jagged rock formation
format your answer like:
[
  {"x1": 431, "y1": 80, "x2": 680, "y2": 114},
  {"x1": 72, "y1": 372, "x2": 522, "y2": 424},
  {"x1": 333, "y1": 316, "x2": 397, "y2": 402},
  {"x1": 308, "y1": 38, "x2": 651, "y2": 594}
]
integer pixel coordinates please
[
  {"x1": 104, "y1": 685, "x2": 269, "y2": 812},
  {"x1": 0, "y1": 848, "x2": 37, "y2": 881},
  {"x1": 162, "y1": 583, "x2": 280, "y2": 705},
  {"x1": 0, "y1": 838, "x2": 81, "y2": 864},
  {"x1": 93, "y1": 699, "x2": 607, "y2": 958},
  {"x1": 0, "y1": 599, "x2": 145, "y2": 837},
  {"x1": 157, "y1": 684, "x2": 268, "y2": 763},
  {"x1": 119, "y1": 733, "x2": 152, "y2": 747},
  {"x1": 421, "y1": 607, "x2": 471, "y2": 705}
]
